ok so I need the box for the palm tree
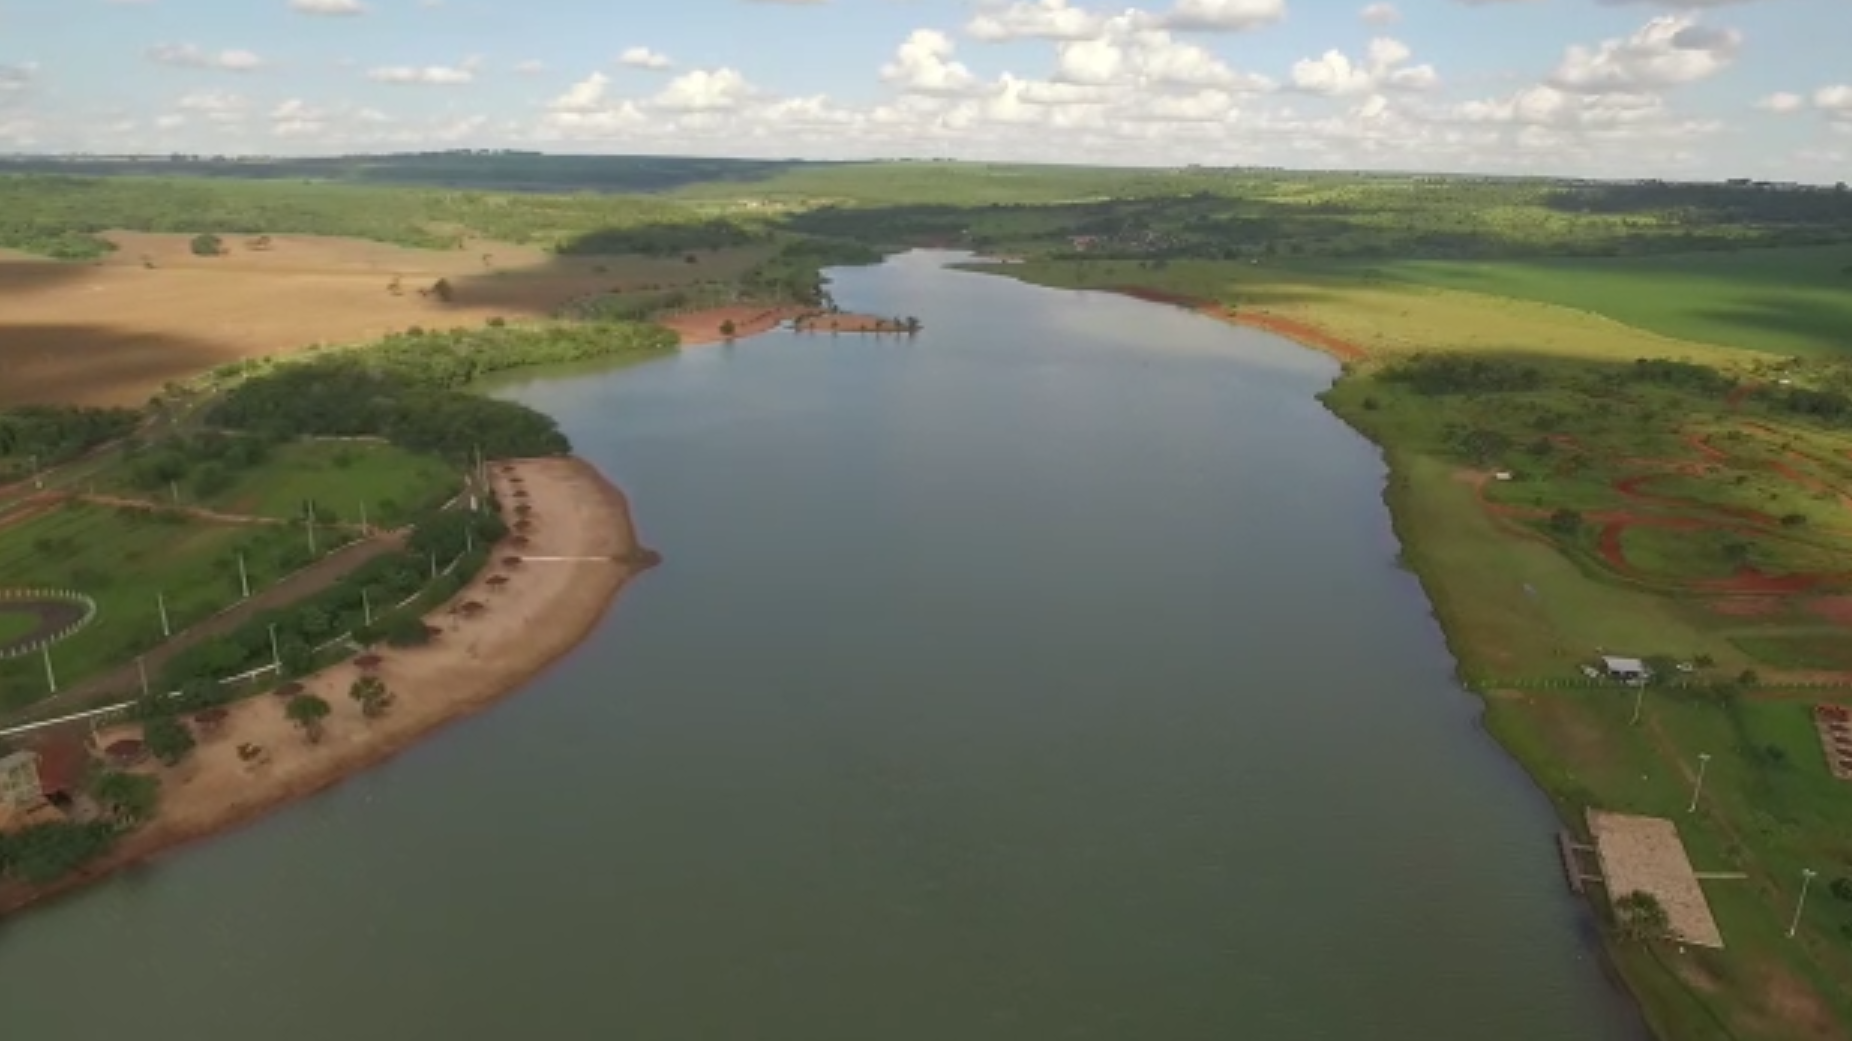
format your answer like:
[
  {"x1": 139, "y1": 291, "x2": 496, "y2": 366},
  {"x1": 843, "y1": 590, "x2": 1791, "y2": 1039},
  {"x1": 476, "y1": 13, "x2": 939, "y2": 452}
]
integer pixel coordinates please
[
  {"x1": 1614, "y1": 890, "x2": 1671, "y2": 943},
  {"x1": 286, "y1": 693, "x2": 333, "y2": 744}
]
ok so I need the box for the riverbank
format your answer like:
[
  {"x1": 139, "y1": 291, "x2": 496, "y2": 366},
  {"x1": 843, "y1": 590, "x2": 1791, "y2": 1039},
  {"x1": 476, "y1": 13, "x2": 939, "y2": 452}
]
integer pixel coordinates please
[
  {"x1": 664, "y1": 305, "x2": 920, "y2": 347},
  {"x1": 0, "y1": 455, "x2": 652, "y2": 918}
]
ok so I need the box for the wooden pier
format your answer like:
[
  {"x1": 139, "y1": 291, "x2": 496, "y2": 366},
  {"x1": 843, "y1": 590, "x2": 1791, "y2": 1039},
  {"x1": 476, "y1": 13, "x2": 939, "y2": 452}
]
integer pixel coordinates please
[{"x1": 1557, "y1": 830, "x2": 1602, "y2": 894}]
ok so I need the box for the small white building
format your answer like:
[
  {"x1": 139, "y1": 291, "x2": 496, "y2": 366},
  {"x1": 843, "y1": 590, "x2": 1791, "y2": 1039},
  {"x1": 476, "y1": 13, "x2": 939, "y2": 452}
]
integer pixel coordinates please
[
  {"x1": 0, "y1": 751, "x2": 44, "y2": 812},
  {"x1": 1601, "y1": 656, "x2": 1652, "y2": 683}
]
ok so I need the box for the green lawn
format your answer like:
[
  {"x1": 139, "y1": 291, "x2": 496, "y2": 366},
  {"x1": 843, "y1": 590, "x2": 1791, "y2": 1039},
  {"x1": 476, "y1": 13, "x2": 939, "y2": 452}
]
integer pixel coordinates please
[
  {"x1": 208, "y1": 441, "x2": 460, "y2": 527},
  {"x1": 0, "y1": 610, "x2": 42, "y2": 646},
  {"x1": 0, "y1": 501, "x2": 323, "y2": 709},
  {"x1": 1325, "y1": 245, "x2": 1852, "y2": 357}
]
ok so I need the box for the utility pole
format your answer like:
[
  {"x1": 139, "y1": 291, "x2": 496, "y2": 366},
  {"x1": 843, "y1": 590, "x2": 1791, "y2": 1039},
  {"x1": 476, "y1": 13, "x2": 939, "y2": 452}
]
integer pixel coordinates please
[
  {"x1": 359, "y1": 500, "x2": 369, "y2": 535},
  {"x1": 1687, "y1": 753, "x2": 1712, "y2": 814},
  {"x1": 157, "y1": 590, "x2": 171, "y2": 638},
  {"x1": 238, "y1": 552, "x2": 251, "y2": 599},
  {"x1": 170, "y1": 480, "x2": 180, "y2": 504},
  {"x1": 137, "y1": 655, "x2": 150, "y2": 698},
  {"x1": 42, "y1": 645, "x2": 56, "y2": 694},
  {"x1": 268, "y1": 623, "x2": 282, "y2": 673},
  {"x1": 306, "y1": 500, "x2": 318, "y2": 556},
  {"x1": 1788, "y1": 869, "x2": 1817, "y2": 938},
  {"x1": 363, "y1": 589, "x2": 373, "y2": 627},
  {"x1": 429, "y1": 551, "x2": 438, "y2": 579},
  {"x1": 1629, "y1": 680, "x2": 1647, "y2": 726},
  {"x1": 29, "y1": 454, "x2": 41, "y2": 490}
]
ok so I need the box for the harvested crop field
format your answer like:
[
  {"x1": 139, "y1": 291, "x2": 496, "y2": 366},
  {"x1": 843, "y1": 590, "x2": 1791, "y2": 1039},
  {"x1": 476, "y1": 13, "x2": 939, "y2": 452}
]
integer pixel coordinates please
[{"x1": 0, "y1": 232, "x2": 731, "y2": 408}]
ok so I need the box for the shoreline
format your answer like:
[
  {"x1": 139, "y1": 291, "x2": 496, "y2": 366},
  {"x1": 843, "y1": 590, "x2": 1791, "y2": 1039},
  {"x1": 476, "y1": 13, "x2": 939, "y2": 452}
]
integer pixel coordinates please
[{"x1": 0, "y1": 455, "x2": 652, "y2": 919}]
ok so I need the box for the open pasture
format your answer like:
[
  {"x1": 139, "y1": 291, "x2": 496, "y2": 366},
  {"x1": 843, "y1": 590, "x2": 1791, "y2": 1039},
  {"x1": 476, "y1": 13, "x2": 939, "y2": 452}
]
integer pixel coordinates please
[{"x1": 1337, "y1": 244, "x2": 1852, "y2": 358}]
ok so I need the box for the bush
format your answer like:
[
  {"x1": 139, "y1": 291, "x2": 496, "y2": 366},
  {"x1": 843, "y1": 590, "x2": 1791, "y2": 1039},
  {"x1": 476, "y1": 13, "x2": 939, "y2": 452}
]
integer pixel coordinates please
[
  {"x1": 190, "y1": 233, "x2": 223, "y2": 257},
  {"x1": 142, "y1": 715, "x2": 196, "y2": 766},
  {"x1": 0, "y1": 821, "x2": 117, "y2": 884}
]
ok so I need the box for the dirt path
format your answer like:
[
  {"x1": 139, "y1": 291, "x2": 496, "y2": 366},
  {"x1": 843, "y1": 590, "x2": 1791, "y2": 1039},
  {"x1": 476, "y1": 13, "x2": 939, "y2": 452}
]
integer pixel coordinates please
[{"x1": 0, "y1": 457, "x2": 652, "y2": 919}]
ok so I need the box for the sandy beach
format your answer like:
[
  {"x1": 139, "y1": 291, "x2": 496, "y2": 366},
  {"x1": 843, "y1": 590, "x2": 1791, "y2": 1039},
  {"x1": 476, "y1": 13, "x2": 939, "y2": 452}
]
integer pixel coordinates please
[{"x1": 0, "y1": 455, "x2": 651, "y2": 917}]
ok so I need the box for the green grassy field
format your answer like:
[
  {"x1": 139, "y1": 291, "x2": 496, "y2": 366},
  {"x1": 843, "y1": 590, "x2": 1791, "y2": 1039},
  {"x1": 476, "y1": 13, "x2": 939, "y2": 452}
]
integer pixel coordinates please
[
  {"x1": 1313, "y1": 244, "x2": 1852, "y2": 357},
  {"x1": 204, "y1": 441, "x2": 459, "y2": 526},
  {"x1": 0, "y1": 501, "x2": 326, "y2": 709},
  {"x1": 0, "y1": 611, "x2": 41, "y2": 646}
]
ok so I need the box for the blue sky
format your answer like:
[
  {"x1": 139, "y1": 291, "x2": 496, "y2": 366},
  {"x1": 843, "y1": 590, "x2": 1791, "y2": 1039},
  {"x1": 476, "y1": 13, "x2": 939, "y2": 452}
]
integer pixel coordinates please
[{"x1": 0, "y1": 0, "x2": 1846, "y2": 180}]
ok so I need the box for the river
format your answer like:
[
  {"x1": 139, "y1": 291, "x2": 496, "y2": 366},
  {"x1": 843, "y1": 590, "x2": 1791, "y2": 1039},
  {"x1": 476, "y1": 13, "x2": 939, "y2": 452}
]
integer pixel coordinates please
[{"x1": 0, "y1": 251, "x2": 1645, "y2": 1040}]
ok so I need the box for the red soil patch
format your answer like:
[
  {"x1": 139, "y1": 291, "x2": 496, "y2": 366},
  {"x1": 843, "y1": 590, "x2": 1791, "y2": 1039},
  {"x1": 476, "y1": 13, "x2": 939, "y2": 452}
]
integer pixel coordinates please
[
  {"x1": 1710, "y1": 597, "x2": 1783, "y2": 618},
  {"x1": 1108, "y1": 286, "x2": 1369, "y2": 363},
  {"x1": 1807, "y1": 596, "x2": 1852, "y2": 626},
  {"x1": 661, "y1": 305, "x2": 802, "y2": 347}
]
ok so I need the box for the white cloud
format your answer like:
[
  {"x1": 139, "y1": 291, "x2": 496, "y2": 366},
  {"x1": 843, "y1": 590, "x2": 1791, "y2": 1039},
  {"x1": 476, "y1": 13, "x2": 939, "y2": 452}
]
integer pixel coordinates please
[
  {"x1": 1816, "y1": 85, "x2": 1852, "y2": 119},
  {"x1": 966, "y1": 0, "x2": 1104, "y2": 41},
  {"x1": 0, "y1": 63, "x2": 35, "y2": 95},
  {"x1": 1755, "y1": 92, "x2": 1803, "y2": 113},
  {"x1": 618, "y1": 47, "x2": 673, "y2": 70},
  {"x1": 176, "y1": 90, "x2": 251, "y2": 123},
  {"x1": 1158, "y1": 0, "x2": 1286, "y2": 31},
  {"x1": 1054, "y1": 15, "x2": 1273, "y2": 91},
  {"x1": 1360, "y1": 2, "x2": 1400, "y2": 24},
  {"x1": 288, "y1": 0, "x2": 367, "y2": 14},
  {"x1": 367, "y1": 64, "x2": 475, "y2": 85},
  {"x1": 147, "y1": 44, "x2": 266, "y2": 72},
  {"x1": 1548, "y1": 15, "x2": 1740, "y2": 94},
  {"x1": 652, "y1": 68, "x2": 756, "y2": 111},
  {"x1": 881, "y1": 30, "x2": 982, "y2": 96},
  {"x1": 513, "y1": 60, "x2": 546, "y2": 75},
  {"x1": 1290, "y1": 37, "x2": 1437, "y2": 95},
  {"x1": 550, "y1": 73, "x2": 610, "y2": 112}
]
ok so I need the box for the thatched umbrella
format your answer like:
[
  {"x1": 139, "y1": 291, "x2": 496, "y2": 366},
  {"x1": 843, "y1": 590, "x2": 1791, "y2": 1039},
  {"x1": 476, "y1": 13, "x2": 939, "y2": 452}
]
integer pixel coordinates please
[
  {"x1": 500, "y1": 465, "x2": 516, "y2": 475},
  {"x1": 486, "y1": 574, "x2": 510, "y2": 593},
  {"x1": 509, "y1": 475, "x2": 525, "y2": 485},
  {"x1": 511, "y1": 536, "x2": 531, "y2": 549},
  {"x1": 501, "y1": 555, "x2": 523, "y2": 567},
  {"x1": 104, "y1": 739, "x2": 148, "y2": 767},
  {"x1": 457, "y1": 600, "x2": 486, "y2": 617},
  {"x1": 353, "y1": 652, "x2": 384, "y2": 671},
  {"x1": 513, "y1": 488, "x2": 530, "y2": 500},
  {"x1": 192, "y1": 707, "x2": 230, "y2": 734},
  {"x1": 423, "y1": 623, "x2": 444, "y2": 640},
  {"x1": 514, "y1": 503, "x2": 533, "y2": 516},
  {"x1": 515, "y1": 519, "x2": 534, "y2": 533},
  {"x1": 274, "y1": 680, "x2": 304, "y2": 699}
]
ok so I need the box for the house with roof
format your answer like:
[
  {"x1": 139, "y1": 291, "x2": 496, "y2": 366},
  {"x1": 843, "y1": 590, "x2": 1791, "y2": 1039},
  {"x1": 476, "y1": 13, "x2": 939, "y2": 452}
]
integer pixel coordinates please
[{"x1": 1601, "y1": 656, "x2": 1652, "y2": 683}]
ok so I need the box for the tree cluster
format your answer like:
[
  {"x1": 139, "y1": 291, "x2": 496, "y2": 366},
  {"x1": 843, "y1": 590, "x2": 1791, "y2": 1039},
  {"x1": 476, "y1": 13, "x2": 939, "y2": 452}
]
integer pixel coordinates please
[
  {"x1": 1380, "y1": 355, "x2": 1547, "y2": 396},
  {"x1": 0, "y1": 405, "x2": 140, "y2": 478}
]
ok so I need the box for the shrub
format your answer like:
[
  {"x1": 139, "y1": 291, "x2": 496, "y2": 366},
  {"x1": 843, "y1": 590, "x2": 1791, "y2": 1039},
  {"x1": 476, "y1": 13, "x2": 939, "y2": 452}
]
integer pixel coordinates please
[{"x1": 190, "y1": 233, "x2": 223, "y2": 257}]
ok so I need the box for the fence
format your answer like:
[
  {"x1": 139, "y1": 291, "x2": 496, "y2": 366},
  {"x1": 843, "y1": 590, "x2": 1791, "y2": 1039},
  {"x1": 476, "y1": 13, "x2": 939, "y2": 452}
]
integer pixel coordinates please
[
  {"x1": 0, "y1": 549, "x2": 471, "y2": 741},
  {"x1": 1468, "y1": 676, "x2": 1852, "y2": 693},
  {"x1": 0, "y1": 588, "x2": 99, "y2": 661}
]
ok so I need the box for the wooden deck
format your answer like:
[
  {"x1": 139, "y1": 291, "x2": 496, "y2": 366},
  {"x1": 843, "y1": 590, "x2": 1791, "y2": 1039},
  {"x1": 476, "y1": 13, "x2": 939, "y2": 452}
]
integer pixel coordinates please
[{"x1": 1587, "y1": 810, "x2": 1725, "y2": 949}]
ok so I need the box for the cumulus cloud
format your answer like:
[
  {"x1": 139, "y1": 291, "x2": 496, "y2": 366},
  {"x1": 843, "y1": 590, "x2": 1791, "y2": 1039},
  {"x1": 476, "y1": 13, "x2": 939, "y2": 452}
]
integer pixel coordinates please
[
  {"x1": 176, "y1": 90, "x2": 252, "y2": 123},
  {"x1": 513, "y1": 60, "x2": 546, "y2": 75},
  {"x1": 653, "y1": 68, "x2": 757, "y2": 111},
  {"x1": 882, "y1": 30, "x2": 983, "y2": 96},
  {"x1": 618, "y1": 47, "x2": 673, "y2": 70},
  {"x1": 147, "y1": 44, "x2": 266, "y2": 71},
  {"x1": 1054, "y1": 15, "x2": 1273, "y2": 91},
  {"x1": 1290, "y1": 37, "x2": 1438, "y2": 95},
  {"x1": 366, "y1": 63, "x2": 475, "y2": 84},
  {"x1": 1360, "y1": 3, "x2": 1400, "y2": 24},
  {"x1": 1548, "y1": 15, "x2": 1740, "y2": 94},
  {"x1": 1816, "y1": 85, "x2": 1852, "y2": 118},
  {"x1": 1755, "y1": 91, "x2": 1803, "y2": 113},
  {"x1": 966, "y1": 0, "x2": 1104, "y2": 41},
  {"x1": 288, "y1": 0, "x2": 366, "y2": 14}
]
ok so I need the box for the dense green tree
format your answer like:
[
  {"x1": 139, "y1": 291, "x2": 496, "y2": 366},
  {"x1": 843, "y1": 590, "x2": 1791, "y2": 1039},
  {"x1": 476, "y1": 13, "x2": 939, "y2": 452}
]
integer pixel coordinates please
[
  {"x1": 349, "y1": 675, "x2": 394, "y2": 719},
  {"x1": 92, "y1": 771, "x2": 161, "y2": 827},
  {"x1": 142, "y1": 715, "x2": 196, "y2": 766},
  {"x1": 1614, "y1": 891, "x2": 1671, "y2": 943},
  {"x1": 0, "y1": 821, "x2": 118, "y2": 884},
  {"x1": 285, "y1": 693, "x2": 332, "y2": 743},
  {"x1": 190, "y1": 233, "x2": 223, "y2": 257}
]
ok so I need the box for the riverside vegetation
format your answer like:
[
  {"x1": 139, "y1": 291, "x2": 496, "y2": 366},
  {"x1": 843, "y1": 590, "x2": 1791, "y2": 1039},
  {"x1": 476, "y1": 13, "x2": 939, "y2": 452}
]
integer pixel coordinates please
[{"x1": 2, "y1": 157, "x2": 1850, "y2": 1039}]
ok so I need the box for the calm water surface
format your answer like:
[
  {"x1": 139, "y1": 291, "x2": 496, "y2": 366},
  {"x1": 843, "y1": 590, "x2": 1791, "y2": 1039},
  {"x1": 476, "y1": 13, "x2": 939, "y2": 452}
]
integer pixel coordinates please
[{"x1": 1, "y1": 252, "x2": 1645, "y2": 1040}]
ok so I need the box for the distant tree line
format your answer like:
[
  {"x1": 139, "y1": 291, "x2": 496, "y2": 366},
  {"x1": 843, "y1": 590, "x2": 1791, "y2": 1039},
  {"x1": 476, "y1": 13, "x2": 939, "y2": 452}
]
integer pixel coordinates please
[{"x1": 1625, "y1": 358, "x2": 1736, "y2": 396}]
